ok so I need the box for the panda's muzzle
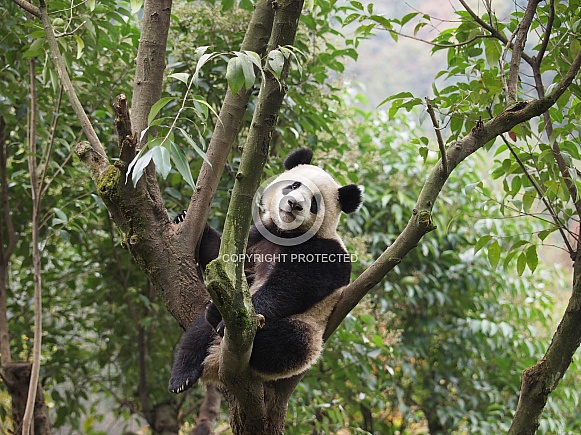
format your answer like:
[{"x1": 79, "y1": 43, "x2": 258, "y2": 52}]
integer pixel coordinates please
[{"x1": 287, "y1": 198, "x2": 303, "y2": 212}]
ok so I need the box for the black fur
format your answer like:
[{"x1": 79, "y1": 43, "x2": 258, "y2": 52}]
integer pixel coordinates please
[
  {"x1": 284, "y1": 148, "x2": 313, "y2": 170},
  {"x1": 168, "y1": 314, "x2": 215, "y2": 393},
  {"x1": 168, "y1": 226, "x2": 351, "y2": 393},
  {"x1": 338, "y1": 184, "x2": 363, "y2": 213},
  {"x1": 173, "y1": 210, "x2": 221, "y2": 270}
]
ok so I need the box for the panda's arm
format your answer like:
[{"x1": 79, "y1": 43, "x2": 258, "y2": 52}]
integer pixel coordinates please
[
  {"x1": 198, "y1": 225, "x2": 222, "y2": 270},
  {"x1": 250, "y1": 238, "x2": 351, "y2": 319}
]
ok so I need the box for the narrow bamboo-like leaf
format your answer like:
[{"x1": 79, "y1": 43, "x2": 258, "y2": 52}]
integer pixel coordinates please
[
  {"x1": 474, "y1": 235, "x2": 492, "y2": 254},
  {"x1": 168, "y1": 72, "x2": 190, "y2": 84},
  {"x1": 170, "y1": 142, "x2": 195, "y2": 189},
  {"x1": 151, "y1": 145, "x2": 171, "y2": 179},
  {"x1": 487, "y1": 240, "x2": 501, "y2": 270},
  {"x1": 131, "y1": 149, "x2": 154, "y2": 187},
  {"x1": 526, "y1": 245, "x2": 538, "y2": 273},
  {"x1": 147, "y1": 97, "x2": 173, "y2": 126}
]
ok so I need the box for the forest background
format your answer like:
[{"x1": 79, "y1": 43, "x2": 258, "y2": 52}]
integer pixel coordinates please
[{"x1": 1, "y1": 0, "x2": 580, "y2": 434}]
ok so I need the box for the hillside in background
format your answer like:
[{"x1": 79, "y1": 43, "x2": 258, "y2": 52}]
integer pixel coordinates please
[{"x1": 343, "y1": 1, "x2": 515, "y2": 107}]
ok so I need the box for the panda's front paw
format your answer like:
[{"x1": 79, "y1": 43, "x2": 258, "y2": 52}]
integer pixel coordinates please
[{"x1": 168, "y1": 367, "x2": 202, "y2": 394}]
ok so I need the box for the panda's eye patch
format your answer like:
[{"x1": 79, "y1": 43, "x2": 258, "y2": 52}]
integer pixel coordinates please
[{"x1": 282, "y1": 181, "x2": 302, "y2": 195}]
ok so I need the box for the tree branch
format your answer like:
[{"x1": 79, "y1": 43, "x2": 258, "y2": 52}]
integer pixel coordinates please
[
  {"x1": 0, "y1": 117, "x2": 14, "y2": 368},
  {"x1": 22, "y1": 57, "x2": 42, "y2": 435},
  {"x1": 131, "y1": 0, "x2": 172, "y2": 145},
  {"x1": 10, "y1": 0, "x2": 40, "y2": 18},
  {"x1": 38, "y1": 0, "x2": 106, "y2": 161},
  {"x1": 325, "y1": 46, "x2": 581, "y2": 338},
  {"x1": 182, "y1": 0, "x2": 275, "y2": 263},
  {"x1": 506, "y1": 0, "x2": 542, "y2": 104},
  {"x1": 204, "y1": 0, "x2": 305, "y2": 431},
  {"x1": 508, "y1": 243, "x2": 581, "y2": 434},
  {"x1": 425, "y1": 97, "x2": 447, "y2": 175}
]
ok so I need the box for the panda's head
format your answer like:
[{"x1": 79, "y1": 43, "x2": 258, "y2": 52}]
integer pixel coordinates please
[{"x1": 259, "y1": 148, "x2": 362, "y2": 241}]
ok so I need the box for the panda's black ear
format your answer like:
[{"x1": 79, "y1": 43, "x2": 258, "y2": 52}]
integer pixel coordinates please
[
  {"x1": 338, "y1": 184, "x2": 362, "y2": 213},
  {"x1": 284, "y1": 148, "x2": 313, "y2": 170}
]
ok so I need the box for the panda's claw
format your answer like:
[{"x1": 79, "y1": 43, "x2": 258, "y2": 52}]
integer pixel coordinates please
[{"x1": 168, "y1": 368, "x2": 202, "y2": 394}]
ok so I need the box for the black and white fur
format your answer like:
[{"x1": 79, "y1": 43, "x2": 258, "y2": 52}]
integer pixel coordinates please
[{"x1": 169, "y1": 148, "x2": 362, "y2": 392}]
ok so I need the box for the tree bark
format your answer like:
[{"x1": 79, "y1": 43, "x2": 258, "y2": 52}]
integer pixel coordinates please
[
  {"x1": 3, "y1": 362, "x2": 52, "y2": 435},
  {"x1": 508, "y1": 243, "x2": 581, "y2": 434}
]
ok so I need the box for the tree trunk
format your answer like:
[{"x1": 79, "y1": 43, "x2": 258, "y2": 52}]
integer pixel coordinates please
[{"x1": 3, "y1": 362, "x2": 52, "y2": 435}]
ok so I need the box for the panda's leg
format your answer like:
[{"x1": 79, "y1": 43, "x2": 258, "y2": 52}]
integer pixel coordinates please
[
  {"x1": 169, "y1": 314, "x2": 217, "y2": 393},
  {"x1": 249, "y1": 318, "x2": 322, "y2": 380}
]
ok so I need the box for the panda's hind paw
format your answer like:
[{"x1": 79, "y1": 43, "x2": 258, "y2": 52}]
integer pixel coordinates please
[{"x1": 168, "y1": 368, "x2": 202, "y2": 394}]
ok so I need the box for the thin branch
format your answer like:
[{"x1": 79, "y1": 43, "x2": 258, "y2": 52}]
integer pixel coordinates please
[
  {"x1": 10, "y1": 0, "x2": 40, "y2": 18},
  {"x1": 498, "y1": 133, "x2": 575, "y2": 256},
  {"x1": 458, "y1": 0, "x2": 535, "y2": 65},
  {"x1": 22, "y1": 57, "x2": 42, "y2": 435},
  {"x1": 536, "y1": 0, "x2": 554, "y2": 65},
  {"x1": 0, "y1": 115, "x2": 14, "y2": 367},
  {"x1": 38, "y1": 85, "x2": 62, "y2": 207},
  {"x1": 487, "y1": 102, "x2": 576, "y2": 255},
  {"x1": 507, "y1": 0, "x2": 542, "y2": 104},
  {"x1": 425, "y1": 98, "x2": 448, "y2": 175}
]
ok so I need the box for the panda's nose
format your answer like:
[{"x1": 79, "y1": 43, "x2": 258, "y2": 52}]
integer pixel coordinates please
[{"x1": 288, "y1": 198, "x2": 303, "y2": 211}]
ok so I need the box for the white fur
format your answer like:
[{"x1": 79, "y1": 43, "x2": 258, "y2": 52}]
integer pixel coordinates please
[{"x1": 261, "y1": 165, "x2": 343, "y2": 242}]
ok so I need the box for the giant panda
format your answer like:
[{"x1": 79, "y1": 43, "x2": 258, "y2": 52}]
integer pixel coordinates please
[{"x1": 169, "y1": 148, "x2": 362, "y2": 393}]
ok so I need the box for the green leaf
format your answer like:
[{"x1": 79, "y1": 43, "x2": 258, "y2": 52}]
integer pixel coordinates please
[
  {"x1": 170, "y1": 142, "x2": 195, "y2": 189},
  {"x1": 522, "y1": 189, "x2": 536, "y2": 213},
  {"x1": 147, "y1": 97, "x2": 173, "y2": 126},
  {"x1": 484, "y1": 40, "x2": 502, "y2": 66},
  {"x1": 487, "y1": 240, "x2": 501, "y2": 270},
  {"x1": 226, "y1": 57, "x2": 245, "y2": 96},
  {"x1": 516, "y1": 252, "x2": 527, "y2": 275},
  {"x1": 87, "y1": 0, "x2": 95, "y2": 10},
  {"x1": 525, "y1": 245, "x2": 538, "y2": 273},
  {"x1": 176, "y1": 127, "x2": 209, "y2": 164},
  {"x1": 474, "y1": 235, "x2": 492, "y2": 254},
  {"x1": 151, "y1": 145, "x2": 171, "y2": 179},
  {"x1": 73, "y1": 35, "x2": 84, "y2": 59},
  {"x1": 237, "y1": 52, "x2": 256, "y2": 91}
]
